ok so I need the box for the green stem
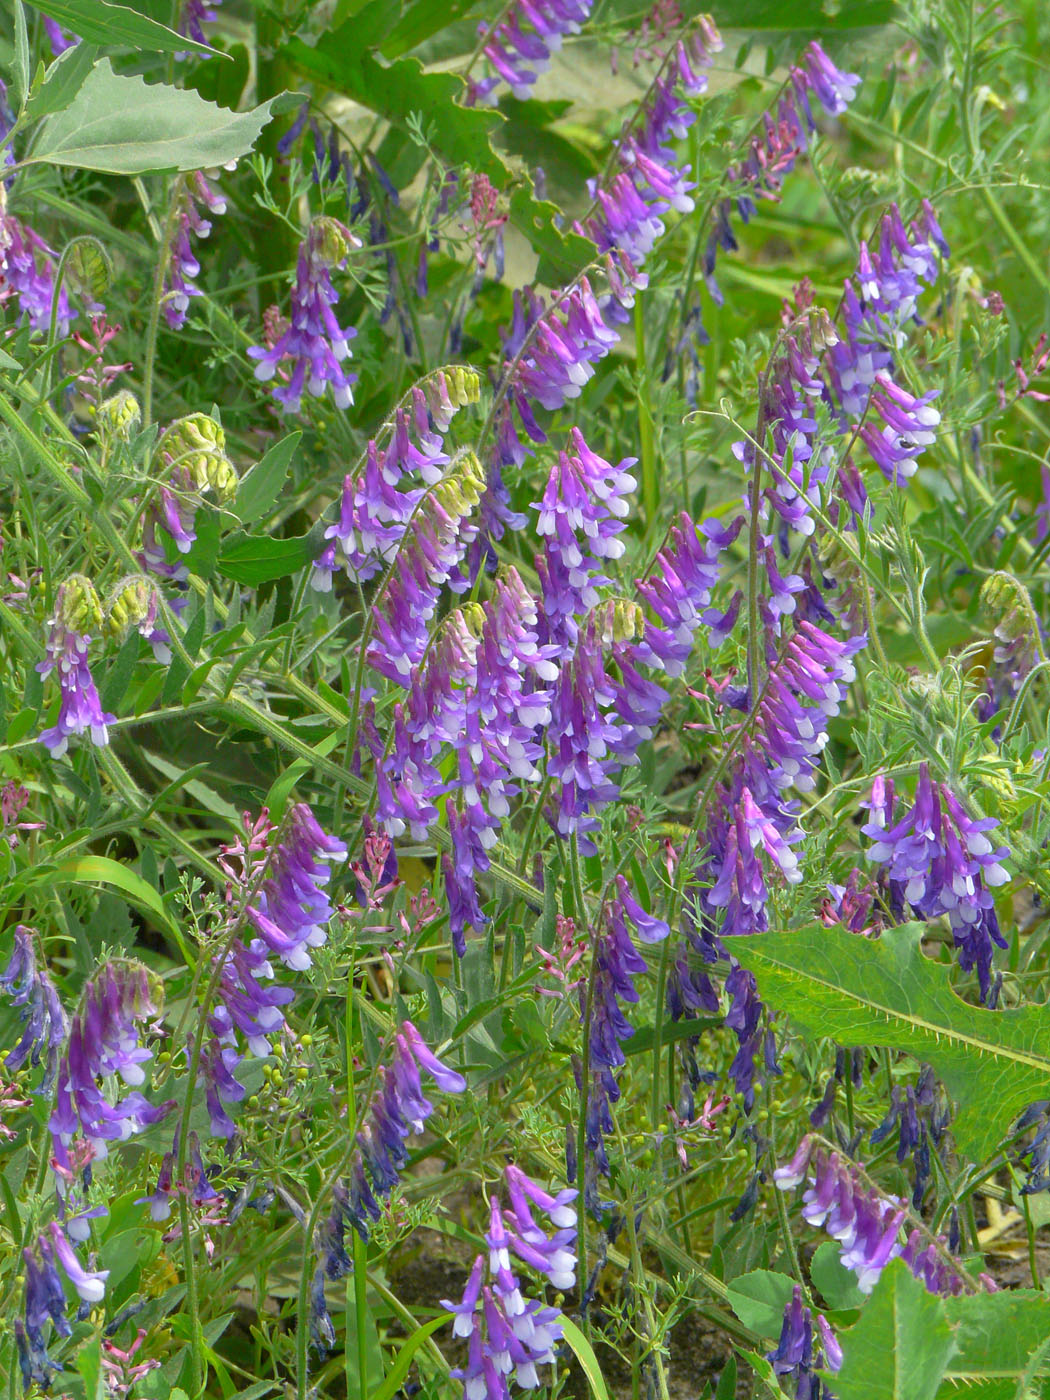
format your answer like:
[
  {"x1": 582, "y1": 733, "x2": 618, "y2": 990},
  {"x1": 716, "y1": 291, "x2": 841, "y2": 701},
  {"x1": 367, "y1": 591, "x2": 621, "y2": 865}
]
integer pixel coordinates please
[
  {"x1": 635, "y1": 295, "x2": 658, "y2": 526},
  {"x1": 142, "y1": 180, "x2": 180, "y2": 429}
]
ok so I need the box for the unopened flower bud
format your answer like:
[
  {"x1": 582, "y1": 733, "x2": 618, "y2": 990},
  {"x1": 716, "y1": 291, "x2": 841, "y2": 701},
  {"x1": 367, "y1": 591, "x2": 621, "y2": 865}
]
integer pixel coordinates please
[
  {"x1": 104, "y1": 577, "x2": 155, "y2": 639},
  {"x1": 98, "y1": 390, "x2": 141, "y2": 441},
  {"x1": 57, "y1": 575, "x2": 103, "y2": 634}
]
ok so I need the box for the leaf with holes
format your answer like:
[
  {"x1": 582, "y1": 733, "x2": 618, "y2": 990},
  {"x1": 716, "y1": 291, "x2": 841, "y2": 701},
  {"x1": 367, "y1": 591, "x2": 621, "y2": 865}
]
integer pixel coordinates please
[{"x1": 731, "y1": 923, "x2": 1050, "y2": 1163}]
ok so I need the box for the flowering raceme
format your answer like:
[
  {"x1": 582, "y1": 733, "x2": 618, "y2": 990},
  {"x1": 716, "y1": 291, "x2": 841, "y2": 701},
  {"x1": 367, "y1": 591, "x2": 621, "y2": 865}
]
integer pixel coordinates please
[
  {"x1": 163, "y1": 171, "x2": 228, "y2": 329},
  {"x1": 201, "y1": 803, "x2": 347, "y2": 1135},
  {"x1": 0, "y1": 926, "x2": 67, "y2": 1095},
  {"x1": 37, "y1": 576, "x2": 115, "y2": 759},
  {"x1": 49, "y1": 961, "x2": 174, "y2": 1172},
  {"x1": 774, "y1": 1137, "x2": 988, "y2": 1298},
  {"x1": 441, "y1": 1165, "x2": 577, "y2": 1398},
  {"x1": 469, "y1": 0, "x2": 594, "y2": 105},
  {"x1": 862, "y1": 763, "x2": 1010, "y2": 1000},
  {"x1": 248, "y1": 216, "x2": 361, "y2": 413}
]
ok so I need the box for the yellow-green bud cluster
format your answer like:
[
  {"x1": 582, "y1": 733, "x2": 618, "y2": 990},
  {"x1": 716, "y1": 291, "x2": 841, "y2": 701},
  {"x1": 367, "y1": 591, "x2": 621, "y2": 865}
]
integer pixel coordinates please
[
  {"x1": 155, "y1": 413, "x2": 238, "y2": 501},
  {"x1": 104, "y1": 577, "x2": 154, "y2": 639},
  {"x1": 97, "y1": 390, "x2": 141, "y2": 441},
  {"x1": 57, "y1": 575, "x2": 103, "y2": 634}
]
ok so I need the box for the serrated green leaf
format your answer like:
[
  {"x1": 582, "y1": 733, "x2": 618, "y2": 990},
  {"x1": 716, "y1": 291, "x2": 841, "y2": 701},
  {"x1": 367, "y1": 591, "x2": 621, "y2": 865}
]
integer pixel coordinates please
[
  {"x1": 217, "y1": 531, "x2": 312, "y2": 586},
  {"x1": 834, "y1": 1260, "x2": 955, "y2": 1400},
  {"x1": 28, "y1": 60, "x2": 296, "y2": 174},
  {"x1": 936, "y1": 1291, "x2": 1050, "y2": 1395},
  {"x1": 29, "y1": 0, "x2": 215, "y2": 55},
  {"x1": 235, "y1": 431, "x2": 300, "y2": 525},
  {"x1": 731, "y1": 923, "x2": 1050, "y2": 1162},
  {"x1": 279, "y1": 22, "x2": 590, "y2": 283},
  {"x1": 23, "y1": 42, "x2": 98, "y2": 123}
]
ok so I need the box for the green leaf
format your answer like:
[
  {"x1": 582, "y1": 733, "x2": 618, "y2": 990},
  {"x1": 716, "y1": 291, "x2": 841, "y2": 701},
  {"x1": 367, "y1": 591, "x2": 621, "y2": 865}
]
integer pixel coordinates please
[
  {"x1": 13, "y1": 0, "x2": 30, "y2": 110},
  {"x1": 28, "y1": 60, "x2": 296, "y2": 174},
  {"x1": 937, "y1": 1290, "x2": 1050, "y2": 1395},
  {"x1": 53, "y1": 854, "x2": 181, "y2": 942},
  {"x1": 279, "y1": 18, "x2": 590, "y2": 283},
  {"x1": 217, "y1": 531, "x2": 313, "y2": 586},
  {"x1": 834, "y1": 1260, "x2": 955, "y2": 1400},
  {"x1": 76, "y1": 1336, "x2": 106, "y2": 1400},
  {"x1": 810, "y1": 1241, "x2": 866, "y2": 1311},
  {"x1": 235, "y1": 431, "x2": 300, "y2": 525},
  {"x1": 731, "y1": 923, "x2": 1050, "y2": 1162},
  {"x1": 726, "y1": 1269, "x2": 796, "y2": 1339},
  {"x1": 23, "y1": 42, "x2": 98, "y2": 123},
  {"x1": 560, "y1": 1317, "x2": 612, "y2": 1400},
  {"x1": 28, "y1": 0, "x2": 216, "y2": 55}
]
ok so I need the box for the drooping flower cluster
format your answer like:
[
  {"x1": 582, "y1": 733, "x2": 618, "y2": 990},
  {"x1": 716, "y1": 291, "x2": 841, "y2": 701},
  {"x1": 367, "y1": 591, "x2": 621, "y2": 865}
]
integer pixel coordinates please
[
  {"x1": 725, "y1": 41, "x2": 858, "y2": 215},
  {"x1": 17, "y1": 1222, "x2": 109, "y2": 1389},
  {"x1": 37, "y1": 575, "x2": 116, "y2": 759},
  {"x1": 0, "y1": 926, "x2": 68, "y2": 1095},
  {"x1": 767, "y1": 1286, "x2": 842, "y2": 1400},
  {"x1": 441, "y1": 1165, "x2": 577, "y2": 1399},
  {"x1": 310, "y1": 368, "x2": 481, "y2": 592},
  {"x1": 163, "y1": 171, "x2": 228, "y2": 330},
  {"x1": 774, "y1": 1137, "x2": 987, "y2": 1297},
  {"x1": 469, "y1": 0, "x2": 594, "y2": 105},
  {"x1": 0, "y1": 212, "x2": 73, "y2": 335},
  {"x1": 248, "y1": 216, "x2": 361, "y2": 414},
  {"x1": 576, "y1": 881, "x2": 669, "y2": 1184},
  {"x1": 200, "y1": 804, "x2": 347, "y2": 1136},
  {"x1": 49, "y1": 961, "x2": 174, "y2": 1171},
  {"x1": 364, "y1": 455, "x2": 486, "y2": 683},
  {"x1": 634, "y1": 513, "x2": 743, "y2": 675},
  {"x1": 369, "y1": 568, "x2": 557, "y2": 951},
  {"x1": 578, "y1": 22, "x2": 723, "y2": 269},
  {"x1": 310, "y1": 1023, "x2": 465, "y2": 1349},
  {"x1": 870, "y1": 1064, "x2": 951, "y2": 1208},
  {"x1": 862, "y1": 763, "x2": 1010, "y2": 1001},
  {"x1": 533, "y1": 427, "x2": 637, "y2": 651}
]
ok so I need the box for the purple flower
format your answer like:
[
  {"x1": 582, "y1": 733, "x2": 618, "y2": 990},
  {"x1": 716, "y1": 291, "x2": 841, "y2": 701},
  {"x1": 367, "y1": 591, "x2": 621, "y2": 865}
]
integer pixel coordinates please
[
  {"x1": 243, "y1": 802, "x2": 348, "y2": 973},
  {"x1": 365, "y1": 457, "x2": 486, "y2": 683},
  {"x1": 442, "y1": 1166, "x2": 575, "y2": 1399},
  {"x1": 859, "y1": 373, "x2": 941, "y2": 484},
  {"x1": 469, "y1": 0, "x2": 594, "y2": 105},
  {"x1": 634, "y1": 513, "x2": 744, "y2": 675},
  {"x1": 1, "y1": 926, "x2": 68, "y2": 1094},
  {"x1": 767, "y1": 1286, "x2": 842, "y2": 1397},
  {"x1": 179, "y1": 0, "x2": 221, "y2": 46},
  {"x1": 49, "y1": 962, "x2": 175, "y2": 1167},
  {"x1": 578, "y1": 26, "x2": 724, "y2": 266},
  {"x1": 862, "y1": 764, "x2": 1009, "y2": 999},
  {"x1": 43, "y1": 18, "x2": 79, "y2": 54},
  {"x1": 21, "y1": 1222, "x2": 108, "y2": 1381},
  {"x1": 248, "y1": 217, "x2": 361, "y2": 414},
  {"x1": 37, "y1": 577, "x2": 115, "y2": 759},
  {"x1": 0, "y1": 214, "x2": 73, "y2": 334},
  {"x1": 533, "y1": 427, "x2": 637, "y2": 650},
  {"x1": 775, "y1": 1138, "x2": 981, "y2": 1297},
  {"x1": 163, "y1": 171, "x2": 227, "y2": 330}
]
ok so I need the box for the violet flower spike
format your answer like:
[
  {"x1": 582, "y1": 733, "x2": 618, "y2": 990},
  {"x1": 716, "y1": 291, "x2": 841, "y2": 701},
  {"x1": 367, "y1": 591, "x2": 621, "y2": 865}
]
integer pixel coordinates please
[{"x1": 248, "y1": 216, "x2": 361, "y2": 414}]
